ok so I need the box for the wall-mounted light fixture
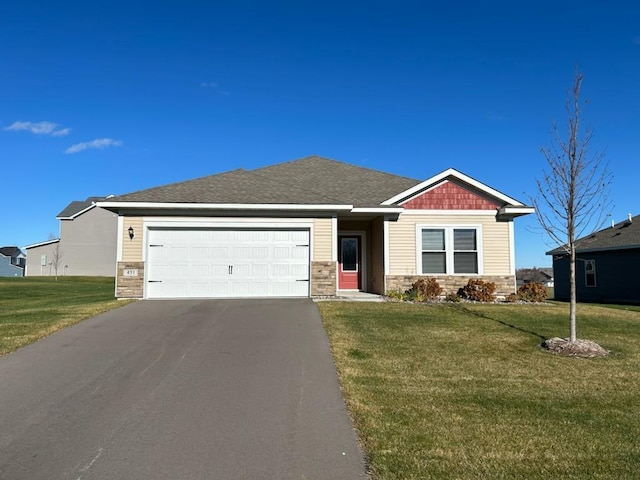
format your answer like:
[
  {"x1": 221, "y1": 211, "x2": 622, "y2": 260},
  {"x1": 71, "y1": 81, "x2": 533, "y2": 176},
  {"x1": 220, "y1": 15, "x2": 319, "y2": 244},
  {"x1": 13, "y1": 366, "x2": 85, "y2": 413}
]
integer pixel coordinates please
[{"x1": 128, "y1": 226, "x2": 135, "y2": 240}]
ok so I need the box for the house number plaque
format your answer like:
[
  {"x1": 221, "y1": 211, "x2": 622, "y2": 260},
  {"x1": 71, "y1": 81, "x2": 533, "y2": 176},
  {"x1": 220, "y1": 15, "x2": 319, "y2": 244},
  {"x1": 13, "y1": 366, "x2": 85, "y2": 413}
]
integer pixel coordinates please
[{"x1": 123, "y1": 268, "x2": 139, "y2": 277}]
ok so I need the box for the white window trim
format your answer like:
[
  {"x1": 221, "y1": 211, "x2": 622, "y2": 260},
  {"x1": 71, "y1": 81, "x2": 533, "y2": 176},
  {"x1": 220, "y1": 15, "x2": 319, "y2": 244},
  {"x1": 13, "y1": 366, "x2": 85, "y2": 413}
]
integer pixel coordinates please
[{"x1": 415, "y1": 224, "x2": 484, "y2": 275}]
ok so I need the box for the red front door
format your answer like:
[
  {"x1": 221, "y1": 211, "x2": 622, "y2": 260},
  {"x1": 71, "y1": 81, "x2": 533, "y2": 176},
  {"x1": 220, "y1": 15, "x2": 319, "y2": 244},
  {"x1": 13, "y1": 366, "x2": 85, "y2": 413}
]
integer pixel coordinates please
[{"x1": 338, "y1": 236, "x2": 361, "y2": 290}]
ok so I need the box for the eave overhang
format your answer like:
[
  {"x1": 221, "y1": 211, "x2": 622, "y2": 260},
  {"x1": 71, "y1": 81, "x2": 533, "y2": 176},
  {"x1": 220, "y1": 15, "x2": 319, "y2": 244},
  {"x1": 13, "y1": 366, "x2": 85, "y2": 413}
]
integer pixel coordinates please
[
  {"x1": 24, "y1": 238, "x2": 60, "y2": 249},
  {"x1": 497, "y1": 206, "x2": 535, "y2": 218},
  {"x1": 97, "y1": 201, "x2": 355, "y2": 214}
]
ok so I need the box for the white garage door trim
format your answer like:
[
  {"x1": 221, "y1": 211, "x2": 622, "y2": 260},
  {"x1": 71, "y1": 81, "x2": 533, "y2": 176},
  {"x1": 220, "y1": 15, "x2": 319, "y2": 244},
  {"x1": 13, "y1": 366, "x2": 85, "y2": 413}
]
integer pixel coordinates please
[{"x1": 145, "y1": 227, "x2": 311, "y2": 299}]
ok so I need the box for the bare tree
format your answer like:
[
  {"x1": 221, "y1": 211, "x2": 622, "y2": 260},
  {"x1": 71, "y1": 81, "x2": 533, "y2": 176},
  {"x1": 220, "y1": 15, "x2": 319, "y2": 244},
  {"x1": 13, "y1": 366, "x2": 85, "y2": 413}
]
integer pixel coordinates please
[
  {"x1": 47, "y1": 232, "x2": 63, "y2": 280},
  {"x1": 533, "y1": 70, "x2": 612, "y2": 342},
  {"x1": 50, "y1": 241, "x2": 63, "y2": 280}
]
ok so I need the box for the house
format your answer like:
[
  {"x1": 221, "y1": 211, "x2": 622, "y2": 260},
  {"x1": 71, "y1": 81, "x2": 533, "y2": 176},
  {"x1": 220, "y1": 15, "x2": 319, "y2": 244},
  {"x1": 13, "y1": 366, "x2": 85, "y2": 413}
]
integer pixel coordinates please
[
  {"x1": 548, "y1": 214, "x2": 640, "y2": 304},
  {"x1": 516, "y1": 267, "x2": 554, "y2": 287},
  {"x1": 24, "y1": 197, "x2": 118, "y2": 276},
  {"x1": 0, "y1": 246, "x2": 25, "y2": 277},
  {"x1": 97, "y1": 155, "x2": 534, "y2": 299}
]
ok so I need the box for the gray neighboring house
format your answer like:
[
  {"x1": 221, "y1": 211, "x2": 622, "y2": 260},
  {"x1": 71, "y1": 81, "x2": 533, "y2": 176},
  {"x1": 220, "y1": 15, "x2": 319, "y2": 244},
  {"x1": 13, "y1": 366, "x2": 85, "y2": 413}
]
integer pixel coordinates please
[
  {"x1": 24, "y1": 196, "x2": 118, "y2": 277},
  {"x1": 548, "y1": 214, "x2": 640, "y2": 304},
  {"x1": 0, "y1": 246, "x2": 25, "y2": 277}
]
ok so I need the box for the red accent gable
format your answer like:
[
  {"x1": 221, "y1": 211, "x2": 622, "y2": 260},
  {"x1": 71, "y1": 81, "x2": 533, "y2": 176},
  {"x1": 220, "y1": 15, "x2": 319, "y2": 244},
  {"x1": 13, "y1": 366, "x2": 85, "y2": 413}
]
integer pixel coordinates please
[{"x1": 402, "y1": 180, "x2": 502, "y2": 210}]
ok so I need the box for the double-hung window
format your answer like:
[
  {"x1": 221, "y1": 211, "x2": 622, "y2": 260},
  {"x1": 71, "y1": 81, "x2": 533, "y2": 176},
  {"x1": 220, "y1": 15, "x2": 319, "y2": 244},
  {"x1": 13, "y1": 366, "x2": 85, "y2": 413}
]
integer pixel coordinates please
[
  {"x1": 419, "y1": 226, "x2": 480, "y2": 274},
  {"x1": 584, "y1": 259, "x2": 596, "y2": 287}
]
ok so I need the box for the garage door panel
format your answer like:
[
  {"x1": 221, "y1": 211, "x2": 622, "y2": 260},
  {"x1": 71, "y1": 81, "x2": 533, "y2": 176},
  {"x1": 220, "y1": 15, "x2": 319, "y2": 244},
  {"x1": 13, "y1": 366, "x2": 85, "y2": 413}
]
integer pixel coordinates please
[{"x1": 146, "y1": 228, "x2": 310, "y2": 299}]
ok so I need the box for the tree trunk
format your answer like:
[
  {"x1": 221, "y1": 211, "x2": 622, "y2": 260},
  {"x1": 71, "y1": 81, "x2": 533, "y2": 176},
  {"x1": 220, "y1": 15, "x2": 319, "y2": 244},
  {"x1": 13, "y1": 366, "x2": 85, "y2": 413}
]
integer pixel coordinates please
[{"x1": 569, "y1": 248, "x2": 577, "y2": 342}]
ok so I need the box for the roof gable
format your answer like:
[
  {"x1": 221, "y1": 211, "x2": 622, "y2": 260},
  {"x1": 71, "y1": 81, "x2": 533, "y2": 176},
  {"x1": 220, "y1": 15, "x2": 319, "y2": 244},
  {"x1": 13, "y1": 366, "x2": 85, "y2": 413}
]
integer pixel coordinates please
[
  {"x1": 401, "y1": 180, "x2": 501, "y2": 210},
  {"x1": 383, "y1": 168, "x2": 526, "y2": 207}
]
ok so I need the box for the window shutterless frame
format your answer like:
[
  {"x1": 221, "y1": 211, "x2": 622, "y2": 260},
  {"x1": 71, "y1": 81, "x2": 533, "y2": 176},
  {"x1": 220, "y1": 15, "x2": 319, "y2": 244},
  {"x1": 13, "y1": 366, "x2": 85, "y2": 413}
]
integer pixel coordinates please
[
  {"x1": 416, "y1": 224, "x2": 483, "y2": 275},
  {"x1": 584, "y1": 259, "x2": 596, "y2": 287}
]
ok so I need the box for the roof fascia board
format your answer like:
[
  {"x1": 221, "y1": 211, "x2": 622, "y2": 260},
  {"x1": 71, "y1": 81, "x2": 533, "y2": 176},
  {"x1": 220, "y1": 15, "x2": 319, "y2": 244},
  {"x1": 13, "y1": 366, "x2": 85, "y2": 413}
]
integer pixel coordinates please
[
  {"x1": 548, "y1": 244, "x2": 640, "y2": 255},
  {"x1": 350, "y1": 207, "x2": 404, "y2": 214},
  {"x1": 56, "y1": 203, "x2": 97, "y2": 220},
  {"x1": 498, "y1": 206, "x2": 535, "y2": 218},
  {"x1": 24, "y1": 238, "x2": 60, "y2": 249},
  {"x1": 97, "y1": 201, "x2": 354, "y2": 212},
  {"x1": 381, "y1": 168, "x2": 525, "y2": 206}
]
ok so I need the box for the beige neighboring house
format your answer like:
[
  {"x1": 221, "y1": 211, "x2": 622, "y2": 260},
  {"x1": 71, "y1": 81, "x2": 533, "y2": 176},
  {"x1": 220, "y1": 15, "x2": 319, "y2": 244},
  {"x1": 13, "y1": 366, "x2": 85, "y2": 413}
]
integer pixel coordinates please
[
  {"x1": 98, "y1": 155, "x2": 534, "y2": 299},
  {"x1": 24, "y1": 197, "x2": 118, "y2": 276}
]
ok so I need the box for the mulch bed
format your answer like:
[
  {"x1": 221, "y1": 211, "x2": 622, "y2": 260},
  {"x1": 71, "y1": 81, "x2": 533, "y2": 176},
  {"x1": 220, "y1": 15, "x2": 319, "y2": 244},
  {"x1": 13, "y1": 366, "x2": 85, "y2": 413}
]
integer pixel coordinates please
[{"x1": 541, "y1": 337, "x2": 610, "y2": 358}]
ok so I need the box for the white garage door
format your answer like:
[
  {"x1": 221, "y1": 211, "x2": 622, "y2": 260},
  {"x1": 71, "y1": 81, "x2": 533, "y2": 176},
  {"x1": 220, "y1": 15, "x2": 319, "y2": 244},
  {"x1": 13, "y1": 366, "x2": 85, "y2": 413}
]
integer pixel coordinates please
[{"x1": 146, "y1": 228, "x2": 310, "y2": 299}]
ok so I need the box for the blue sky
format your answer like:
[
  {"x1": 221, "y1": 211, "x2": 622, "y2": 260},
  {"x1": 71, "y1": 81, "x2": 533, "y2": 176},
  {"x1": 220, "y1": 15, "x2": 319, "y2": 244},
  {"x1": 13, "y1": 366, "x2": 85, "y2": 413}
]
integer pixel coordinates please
[{"x1": 2, "y1": 1, "x2": 638, "y2": 267}]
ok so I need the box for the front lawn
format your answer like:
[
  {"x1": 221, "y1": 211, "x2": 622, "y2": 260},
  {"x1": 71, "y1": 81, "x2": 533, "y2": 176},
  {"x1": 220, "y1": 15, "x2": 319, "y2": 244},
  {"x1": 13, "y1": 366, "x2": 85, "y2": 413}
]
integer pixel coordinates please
[
  {"x1": 318, "y1": 301, "x2": 640, "y2": 480},
  {"x1": 0, "y1": 276, "x2": 130, "y2": 355}
]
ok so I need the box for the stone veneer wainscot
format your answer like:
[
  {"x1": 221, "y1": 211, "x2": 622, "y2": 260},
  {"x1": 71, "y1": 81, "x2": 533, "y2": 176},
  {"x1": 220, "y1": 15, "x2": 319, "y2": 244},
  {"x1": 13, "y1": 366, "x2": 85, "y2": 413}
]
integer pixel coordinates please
[
  {"x1": 116, "y1": 262, "x2": 145, "y2": 298},
  {"x1": 385, "y1": 275, "x2": 516, "y2": 298},
  {"x1": 310, "y1": 261, "x2": 336, "y2": 296}
]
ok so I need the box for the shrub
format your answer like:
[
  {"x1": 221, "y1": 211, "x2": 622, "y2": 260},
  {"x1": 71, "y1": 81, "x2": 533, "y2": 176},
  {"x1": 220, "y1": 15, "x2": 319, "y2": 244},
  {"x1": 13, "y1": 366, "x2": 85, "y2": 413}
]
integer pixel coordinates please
[
  {"x1": 445, "y1": 292, "x2": 461, "y2": 302},
  {"x1": 504, "y1": 293, "x2": 519, "y2": 303},
  {"x1": 406, "y1": 278, "x2": 442, "y2": 302},
  {"x1": 516, "y1": 282, "x2": 547, "y2": 302},
  {"x1": 458, "y1": 279, "x2": 496, "y2": 302},
  {"x1": 386, "y1": 289, "x2": 407, "y2": 301}
]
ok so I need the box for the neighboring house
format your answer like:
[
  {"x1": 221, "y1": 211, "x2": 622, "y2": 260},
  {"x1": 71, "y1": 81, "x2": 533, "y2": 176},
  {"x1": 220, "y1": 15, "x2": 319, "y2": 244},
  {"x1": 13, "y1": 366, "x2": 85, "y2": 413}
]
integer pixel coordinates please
[
  {"x1": 0, "y1": 246, "x2": 26, "y2": 277},
  {"x1": 23, "y1": 239, "x2": 61, "y2": 277},
  {"x1": 98, "y1": 155, "x2": 534, "y2": 300},
  {"x1": 24, "y1": 197, "x2": 118, "y2": 277},
  {"x1": 548, "y1": 214, "x2": 639, "y2": 304},
  {"x1": 516, "y1": 267, "x2": 554, "y2": 287}
]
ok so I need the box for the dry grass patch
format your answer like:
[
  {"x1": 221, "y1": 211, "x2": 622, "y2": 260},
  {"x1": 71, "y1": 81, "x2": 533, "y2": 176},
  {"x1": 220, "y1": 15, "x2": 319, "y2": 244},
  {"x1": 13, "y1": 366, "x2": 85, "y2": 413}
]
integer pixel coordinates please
[
  {"x1": 0, "y1": 277, "x2": 131, "y2": 355},
  {"x1": 318, "y1": 301, "x2": 640, "y2": 480}
]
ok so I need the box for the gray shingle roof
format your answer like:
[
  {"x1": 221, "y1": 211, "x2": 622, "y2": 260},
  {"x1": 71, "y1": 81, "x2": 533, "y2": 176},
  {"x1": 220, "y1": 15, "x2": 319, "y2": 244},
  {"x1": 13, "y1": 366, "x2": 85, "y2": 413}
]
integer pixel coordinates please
[
  {"x1": 548, "y1": 215, "x2": 640, "y2": 254},
  {"x1": 109, "y1": 156, "x2": 421, "y2": 207},
  {"x1": 0, "y1": 246, "x2": 22, "y2": 258},
  {"x1": 57, "y1": 196, "x2": 111, "y2": 218}
]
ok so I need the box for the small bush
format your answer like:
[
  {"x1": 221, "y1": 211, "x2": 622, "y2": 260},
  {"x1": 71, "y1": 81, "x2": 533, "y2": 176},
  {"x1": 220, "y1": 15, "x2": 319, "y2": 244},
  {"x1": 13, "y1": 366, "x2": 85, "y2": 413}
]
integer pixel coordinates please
[
  {"x1": 406, "y1": 278, "x2": 442, "y2": 302},
  {"x1": 385, "y1": 289, "x2": 407, "y2": 301},
  {"x1": 516, "y1": 282, "x2": 548, "y2": 302},
  {"x1": 504, "y1": 293, "x2": 519, "y2": 303},
  {"x1": 445, "y1": 292, "x2": 461, "y2": 302},
  {"x1": 458, "y1": 279, "x2": 496, "y2": 302}
]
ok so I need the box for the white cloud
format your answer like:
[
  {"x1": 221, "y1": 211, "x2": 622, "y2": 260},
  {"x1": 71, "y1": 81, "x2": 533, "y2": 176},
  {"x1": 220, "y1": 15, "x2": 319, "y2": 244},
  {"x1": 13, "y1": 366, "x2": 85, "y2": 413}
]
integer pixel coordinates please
[
  {"x1": 51, "y1": 127, "x2": 71, "y2": 137},
  {"x1": 65, "y1": 138, "x2": 123, "y2": 154},
  {"x1": 4, "y1": 120, "x2": 71, "y2": 136}
]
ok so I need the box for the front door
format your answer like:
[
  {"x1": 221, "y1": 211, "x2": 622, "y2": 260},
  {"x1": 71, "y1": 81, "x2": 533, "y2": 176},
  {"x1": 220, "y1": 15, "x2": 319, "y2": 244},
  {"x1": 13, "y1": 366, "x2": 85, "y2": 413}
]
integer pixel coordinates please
[{"x1": 338, "y1": 236, "x2": 361, "y2": 290}]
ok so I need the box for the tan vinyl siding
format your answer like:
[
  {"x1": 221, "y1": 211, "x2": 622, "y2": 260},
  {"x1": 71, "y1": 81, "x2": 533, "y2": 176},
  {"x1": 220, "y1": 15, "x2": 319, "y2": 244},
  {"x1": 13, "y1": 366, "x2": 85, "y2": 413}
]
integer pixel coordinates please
[
  {"x1": 121, "y1": 217, "x2": 143, "y2": 262},
  {"x1": 313, "y1": 217, "x2": 333, "y2": 262},
  {"x1": 388, "y1": 213, "x2": 512, "y2": 276},
  {"x1": 482, "y1": 220, "x2": 512, "y2": 275}
]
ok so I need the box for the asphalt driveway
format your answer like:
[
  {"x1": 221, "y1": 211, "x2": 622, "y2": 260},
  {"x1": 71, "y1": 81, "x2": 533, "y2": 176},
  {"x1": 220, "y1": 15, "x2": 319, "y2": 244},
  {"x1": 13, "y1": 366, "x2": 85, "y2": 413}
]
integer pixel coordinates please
[{"x1": 0, "y1": 299, "x2": 367, "y2": 479}]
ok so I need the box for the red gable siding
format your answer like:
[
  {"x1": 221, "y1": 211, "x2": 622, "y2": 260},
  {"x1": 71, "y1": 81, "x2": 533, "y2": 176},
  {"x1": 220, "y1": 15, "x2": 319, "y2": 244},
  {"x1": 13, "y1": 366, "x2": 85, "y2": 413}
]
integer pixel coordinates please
[{"x1": 402, "y1": 180, "x2": 501, "y2": 210}]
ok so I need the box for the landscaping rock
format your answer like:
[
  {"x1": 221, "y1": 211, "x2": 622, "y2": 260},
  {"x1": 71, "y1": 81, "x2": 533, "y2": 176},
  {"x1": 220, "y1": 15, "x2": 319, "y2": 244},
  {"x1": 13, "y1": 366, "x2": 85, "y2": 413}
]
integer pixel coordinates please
[{"x1": 541, "y1": 337, "x2": 610, "y2": 358}]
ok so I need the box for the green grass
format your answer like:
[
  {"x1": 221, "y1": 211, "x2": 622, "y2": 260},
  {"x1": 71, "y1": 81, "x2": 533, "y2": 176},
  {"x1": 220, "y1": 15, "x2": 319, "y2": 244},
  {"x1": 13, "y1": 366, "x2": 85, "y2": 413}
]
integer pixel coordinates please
[
  {"x1": 318, "y1": 301, "x2": 640, "y2": 480},
  {"x1": 0, "y1": 276, "x2": 131, "y2": 355}
]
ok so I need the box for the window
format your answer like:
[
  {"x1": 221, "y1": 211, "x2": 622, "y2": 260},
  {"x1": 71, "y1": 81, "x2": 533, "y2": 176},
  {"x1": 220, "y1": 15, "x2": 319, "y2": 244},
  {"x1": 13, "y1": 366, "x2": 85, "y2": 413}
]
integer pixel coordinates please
[
  {"x1": 585, "y1": 260, "x2": 596, "y2": 287},
  {"x1": 419, "y1": 226, "x2": 480, "y2": 274}
]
